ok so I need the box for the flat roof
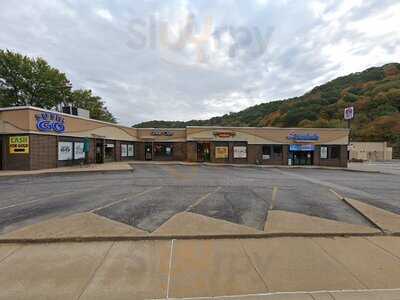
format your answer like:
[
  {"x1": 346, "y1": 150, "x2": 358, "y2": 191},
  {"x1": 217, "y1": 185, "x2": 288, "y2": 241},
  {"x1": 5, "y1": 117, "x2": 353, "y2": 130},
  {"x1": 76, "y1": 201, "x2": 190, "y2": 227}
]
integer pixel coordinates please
[{"x1": 0, "y1": 106, "x2": 350, "y2": 132}]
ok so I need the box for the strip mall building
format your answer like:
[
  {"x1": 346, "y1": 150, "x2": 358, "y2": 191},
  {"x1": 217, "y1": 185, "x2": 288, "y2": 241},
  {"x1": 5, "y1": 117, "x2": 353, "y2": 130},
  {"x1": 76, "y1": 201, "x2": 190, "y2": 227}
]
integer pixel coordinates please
[{"x1": 0, "y1": 106, "x2": 349, "y2": 170}]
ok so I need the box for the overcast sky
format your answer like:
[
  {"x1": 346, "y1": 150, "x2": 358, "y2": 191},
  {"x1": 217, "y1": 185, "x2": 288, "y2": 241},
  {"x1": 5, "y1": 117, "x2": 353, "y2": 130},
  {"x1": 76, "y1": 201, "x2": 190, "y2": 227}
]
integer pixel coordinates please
[{"x1": 0, "y1": 0, "x2": 399, "y2": 125}]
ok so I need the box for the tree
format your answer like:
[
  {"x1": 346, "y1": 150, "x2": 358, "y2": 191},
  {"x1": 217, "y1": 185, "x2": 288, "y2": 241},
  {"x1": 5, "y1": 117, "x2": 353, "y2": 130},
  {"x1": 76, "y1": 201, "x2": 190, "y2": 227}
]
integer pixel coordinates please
[
  {"x1": 0, "y1": 49, "x2": 116, "y2": 123},
  {"x1": 69, "y1": 89, "x2": 116, "y2": 123},
  {"x1": 0, "y1": 50, "x2": 71, "y2": 107}
]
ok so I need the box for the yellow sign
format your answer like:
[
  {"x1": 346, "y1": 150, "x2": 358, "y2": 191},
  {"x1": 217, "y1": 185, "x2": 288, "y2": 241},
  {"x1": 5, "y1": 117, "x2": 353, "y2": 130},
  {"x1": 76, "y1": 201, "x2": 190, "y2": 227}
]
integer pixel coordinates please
[
  {"x1": 9, "y1": 136, "x2": 29, "y2": 154},
  {"x1": 215, "y1": 146, "x2": 229, "y2": 159}
]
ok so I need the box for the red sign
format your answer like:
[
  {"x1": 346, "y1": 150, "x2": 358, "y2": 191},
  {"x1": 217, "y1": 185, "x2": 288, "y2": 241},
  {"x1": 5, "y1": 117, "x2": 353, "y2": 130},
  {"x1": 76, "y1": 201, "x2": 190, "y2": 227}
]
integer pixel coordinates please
[{"x1": 213, "y1": 131, "x2": 236, "y2": 138}]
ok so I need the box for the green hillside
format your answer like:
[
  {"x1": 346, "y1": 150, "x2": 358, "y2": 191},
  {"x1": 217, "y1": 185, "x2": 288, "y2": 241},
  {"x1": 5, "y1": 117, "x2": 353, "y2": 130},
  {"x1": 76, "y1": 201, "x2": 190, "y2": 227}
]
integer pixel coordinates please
[{"x1": 133, "y1": 63, "x2": 400, "y2": 156}]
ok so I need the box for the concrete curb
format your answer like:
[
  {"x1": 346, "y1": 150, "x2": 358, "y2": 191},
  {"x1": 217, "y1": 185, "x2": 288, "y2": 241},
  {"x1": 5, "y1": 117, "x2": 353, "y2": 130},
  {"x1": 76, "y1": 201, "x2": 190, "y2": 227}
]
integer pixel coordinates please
[
  {"x1": 0, "y1": 168, "x2": 134, "y2": 179},
  {"x1": 0, "y1": 231, "x2": 386, "y2": 244},
  {"x1": 128, "y1": 161, "x2": 383, "y2": 174},
  {"x1": 332, "y1": 192, "x2": 387, "y2": 233}
]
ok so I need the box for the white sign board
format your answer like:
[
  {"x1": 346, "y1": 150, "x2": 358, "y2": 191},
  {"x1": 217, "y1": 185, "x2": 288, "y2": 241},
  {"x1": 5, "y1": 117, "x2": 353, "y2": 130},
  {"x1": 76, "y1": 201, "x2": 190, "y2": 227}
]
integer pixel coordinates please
[
  {"x1": 320, "y1": 146, "x2": 328, "y2": 159},
  {"x1": 58, "y1": 142, "x2": 73, "y2": 161},
  {"x1": 344, "y1": 106, "x2": 354, "y2": 120},
  {"x1": 121, "y1": 144, "x2": 128, "y2": 157},
  {"x1": 74, "y1": 142, "x2": 85, "y2": 160},
  {"x1": 128, "y1": 144, "x2": 134, "y2": 157},
  {"x1": 262, "y1": 154, "x2": 270, "y2": 160},
  {"x1": 233, "y1": 146, "x2": 247, "y2": 158}
]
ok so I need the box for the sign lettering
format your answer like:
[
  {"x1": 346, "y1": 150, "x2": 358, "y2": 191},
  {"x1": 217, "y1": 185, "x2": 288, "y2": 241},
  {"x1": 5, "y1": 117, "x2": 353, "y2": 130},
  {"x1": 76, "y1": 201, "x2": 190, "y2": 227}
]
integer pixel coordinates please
[
  {"x1": 9, "y1": 136, "x2": 29, "y2": 154},
  {"x1": 288, "y1": 132, "x2": 319, "y2": 142},
  {"x1": 35, "y1": 112, "x2": 65, "y2": 133}
]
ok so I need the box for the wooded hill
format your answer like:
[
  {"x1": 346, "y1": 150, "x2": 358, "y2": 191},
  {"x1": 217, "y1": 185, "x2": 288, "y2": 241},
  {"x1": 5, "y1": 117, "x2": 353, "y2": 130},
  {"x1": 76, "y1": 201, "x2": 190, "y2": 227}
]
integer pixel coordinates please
[{"x1": 133, "y1": 63, "x2": 400, "y2": 156}]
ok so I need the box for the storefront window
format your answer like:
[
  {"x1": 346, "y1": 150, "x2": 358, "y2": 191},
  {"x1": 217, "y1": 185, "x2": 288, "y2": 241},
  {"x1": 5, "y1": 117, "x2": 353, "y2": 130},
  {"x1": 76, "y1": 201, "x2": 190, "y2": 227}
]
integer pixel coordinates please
[
  {"x1": 262, "y1": 145, "x2": 271, "y2": 160},
  {"x1": 320, "y1": 145, "x2": 341, "y2": 159},
  {"x1": 273, "y1": 145, "x2": 282, "y2": 158},
  {"x1": 263, "y1": 145, "x2": 282, "y2": 160},
  {"x1": 105, "y1": 143, "x2": 115, "y2": 161},
  {"x1": 330, "y1": 145, "x2": 340, "y2": 159},
  {"x1": 121, "y1": 144, "x2": 135, "y2": 157},
  {"x1": 154, "y1": 143, "x2": 173, "y2": 157}
]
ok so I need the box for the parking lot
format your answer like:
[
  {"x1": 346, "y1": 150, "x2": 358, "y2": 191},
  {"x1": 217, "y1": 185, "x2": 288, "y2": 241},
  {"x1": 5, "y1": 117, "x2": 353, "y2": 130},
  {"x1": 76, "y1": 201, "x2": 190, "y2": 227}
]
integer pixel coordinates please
[{"x1": 0, "y1": 164, "x2": 399, "y2": 234}]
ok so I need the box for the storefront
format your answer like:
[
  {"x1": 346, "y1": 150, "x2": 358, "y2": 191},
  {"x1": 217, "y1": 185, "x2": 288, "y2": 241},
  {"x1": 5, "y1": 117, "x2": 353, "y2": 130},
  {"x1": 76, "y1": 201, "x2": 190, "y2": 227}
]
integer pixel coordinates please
[{"x1": 0, "y1": 107, "x2": 350, "y2": 170}]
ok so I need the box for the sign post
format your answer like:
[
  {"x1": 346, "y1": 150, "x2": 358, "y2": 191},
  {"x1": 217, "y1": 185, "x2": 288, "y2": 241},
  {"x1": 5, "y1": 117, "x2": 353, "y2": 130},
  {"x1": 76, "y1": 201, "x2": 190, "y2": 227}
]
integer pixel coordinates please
[{"x1": 344, "y1": 107, "x2": 355, "y2": 161}]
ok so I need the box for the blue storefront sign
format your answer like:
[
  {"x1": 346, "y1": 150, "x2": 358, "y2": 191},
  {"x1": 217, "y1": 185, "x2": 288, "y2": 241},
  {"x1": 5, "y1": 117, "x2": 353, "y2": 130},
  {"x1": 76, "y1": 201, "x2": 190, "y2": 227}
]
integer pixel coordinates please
[
  {"x1": 35, "y1": 112, "x2": 65, "y2": 133},
  {"x1": 289, "y1": 144, "x2": 315, "y2": 152},
  {"x1": 288, "y1": 132, "x2": 319, "y2": 142}
]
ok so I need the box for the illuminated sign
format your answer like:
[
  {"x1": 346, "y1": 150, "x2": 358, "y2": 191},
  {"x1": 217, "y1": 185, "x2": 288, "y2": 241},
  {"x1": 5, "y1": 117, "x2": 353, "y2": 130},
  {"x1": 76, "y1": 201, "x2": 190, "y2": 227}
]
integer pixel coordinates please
[
  {"x1": 35, "y1": 112, "x2": 65, "y2": 133},
  {"x1": 9, "y1": 136, "x2": 29, "y2": 154},
  {"x1": 287, "y1": 132, "x2": 319, "y2": 142},
  {"x1": 151, "y1": 129, "x2": 174, "y2": 136},
  {"x1": 289, "y1": 144, "x2": 315, "y2": 151},
  {"x1": 213, "y1": 131, "x2": 236, "y2": 138}
]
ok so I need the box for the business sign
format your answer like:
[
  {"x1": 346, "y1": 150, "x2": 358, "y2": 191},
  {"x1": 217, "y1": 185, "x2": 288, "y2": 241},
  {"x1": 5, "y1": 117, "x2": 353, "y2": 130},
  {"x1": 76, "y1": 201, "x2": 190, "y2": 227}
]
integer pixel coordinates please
[
  {"x1": 9, "y1": 136, "x2": 29, "y2": 154},
  {"x1": 213, "y1": 131, "x2": 236, "y2": 138},
  {"x1": 151, "y1": 129, "x2": 174, "y2": 136},
  {"x1": 74, "y1": 142, "x2": 85, "y2": 160},
  {"x1": 58, "y1": 141, "x2": 73, "y2": 160},
  {"x1": 344, "y1": 106, "x2": 354, "y2": 120},
  {"x1": 287, "y1": 132, "x2": 319, "y2": 142},
  {"x1": 215, "y1": 146, "x2": 229, "y2": 159},
  {"x1": 289, "y1": 144, "x2": 315, "y2": 152},
  {"x1": 35, "y1": 112, "x2": 65, "y2": 133},
  {"x1": 233, "y1": 146, "x2": 247, "y2": 158}
]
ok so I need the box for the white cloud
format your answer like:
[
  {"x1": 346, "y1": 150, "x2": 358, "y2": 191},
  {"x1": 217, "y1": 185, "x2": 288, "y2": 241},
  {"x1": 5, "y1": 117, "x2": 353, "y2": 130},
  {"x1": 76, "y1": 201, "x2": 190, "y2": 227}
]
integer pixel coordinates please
[
  {"x1": 95, "y1": 8, "x2": 113, "y2": 22},
  {"x1": 0, "y1": 0, "x2": 399, "y2": 125}
]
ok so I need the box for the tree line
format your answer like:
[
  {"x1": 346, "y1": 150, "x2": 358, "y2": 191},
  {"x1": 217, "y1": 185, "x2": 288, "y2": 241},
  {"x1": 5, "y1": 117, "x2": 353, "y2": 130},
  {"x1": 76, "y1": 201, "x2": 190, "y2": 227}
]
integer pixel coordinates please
[{"x1": 0, "y1": 49, "x2": 116, "y2": 123}]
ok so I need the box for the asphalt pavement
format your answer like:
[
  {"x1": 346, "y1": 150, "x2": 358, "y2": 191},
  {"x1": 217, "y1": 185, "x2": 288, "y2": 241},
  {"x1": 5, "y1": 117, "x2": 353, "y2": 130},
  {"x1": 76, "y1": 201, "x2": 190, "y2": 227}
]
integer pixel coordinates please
[{"x1": 0, "y1": 164, "x2": 399, "y2": 234}]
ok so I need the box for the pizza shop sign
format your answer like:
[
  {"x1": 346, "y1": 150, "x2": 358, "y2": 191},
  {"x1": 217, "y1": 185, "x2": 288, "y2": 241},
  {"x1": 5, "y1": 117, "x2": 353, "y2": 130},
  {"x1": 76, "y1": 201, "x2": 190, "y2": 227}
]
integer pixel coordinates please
[
  {"x1": 287, "y1": 132, "x2": 319, "y2": 142},
  {"x1": 35, "y1": 112, "x2": 65, "y2": 133}
]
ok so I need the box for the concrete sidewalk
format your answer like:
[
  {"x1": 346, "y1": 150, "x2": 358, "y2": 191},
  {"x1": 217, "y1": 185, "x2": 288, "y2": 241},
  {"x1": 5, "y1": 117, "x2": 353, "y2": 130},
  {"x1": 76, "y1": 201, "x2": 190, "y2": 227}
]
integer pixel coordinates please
[
  {"x1": 0, "y1": 161, "x2": 134, "y2": 177},
  {"x1": 2, "y1": 236, "x2": 400, "y2": 299},
  {"x1": 0, "y1": 160, "x2": 381, "y2": 178}
]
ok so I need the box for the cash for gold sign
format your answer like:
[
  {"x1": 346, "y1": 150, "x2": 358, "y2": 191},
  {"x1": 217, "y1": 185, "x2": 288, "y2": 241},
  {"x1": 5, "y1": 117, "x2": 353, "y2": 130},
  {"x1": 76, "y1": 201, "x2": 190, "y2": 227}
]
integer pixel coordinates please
[{"x1": 9, "y1": 136, "x2": 29, "y2": 154}]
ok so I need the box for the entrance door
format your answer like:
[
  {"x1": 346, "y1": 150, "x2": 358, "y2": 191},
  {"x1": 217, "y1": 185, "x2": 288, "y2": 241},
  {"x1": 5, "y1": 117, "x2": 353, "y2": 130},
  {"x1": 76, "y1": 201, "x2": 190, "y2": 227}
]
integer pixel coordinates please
[
  {"x1": 197, "y1": 143, "x2": 211, "y2": 162},
  {"x1": 145, "y1": 143, "x2": 153, "y2": 160},
  {"x1": 290, "y1": 151, "x2": 313, "y2": 165},
  {"x1": 96, "y1": 141, "x2": 104, "y2": 163}
]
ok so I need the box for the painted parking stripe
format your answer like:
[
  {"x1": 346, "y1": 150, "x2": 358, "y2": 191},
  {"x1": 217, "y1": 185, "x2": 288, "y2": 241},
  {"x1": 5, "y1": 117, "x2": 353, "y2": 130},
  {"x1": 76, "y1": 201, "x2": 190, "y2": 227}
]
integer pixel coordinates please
[
  {"x1": 90, "y1": 186, "x2": 162, "y2": 212},
  {"x1": 185, "y1": 186, "x2": 222, "y2": 212}
]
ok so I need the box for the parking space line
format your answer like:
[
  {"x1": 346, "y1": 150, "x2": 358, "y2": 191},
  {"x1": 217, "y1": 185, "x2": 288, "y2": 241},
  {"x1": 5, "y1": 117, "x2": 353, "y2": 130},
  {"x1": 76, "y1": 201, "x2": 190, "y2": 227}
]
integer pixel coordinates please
[
  {"x1": 0, "y1": 185, "x2": 115, "y2": 211},
  {"x1": 185, "y1": 186, "x2": 222, "y2": 212},
  {"x1": 90, "y1": 186, "x2": 162, "y2": 213},
  {"x1": 269, "y1": 186, "x2": 278, "y2": 210}
]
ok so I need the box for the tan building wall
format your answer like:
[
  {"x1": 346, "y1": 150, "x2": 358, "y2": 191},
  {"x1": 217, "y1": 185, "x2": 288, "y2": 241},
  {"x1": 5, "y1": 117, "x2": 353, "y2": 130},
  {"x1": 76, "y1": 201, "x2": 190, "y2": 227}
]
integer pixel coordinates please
[
  {"x1": 349, "y1": 142, "x2": 393, "y2": 161},
  {"x1": 1, "y1": 107, "x2": 351, "y2": 170}
]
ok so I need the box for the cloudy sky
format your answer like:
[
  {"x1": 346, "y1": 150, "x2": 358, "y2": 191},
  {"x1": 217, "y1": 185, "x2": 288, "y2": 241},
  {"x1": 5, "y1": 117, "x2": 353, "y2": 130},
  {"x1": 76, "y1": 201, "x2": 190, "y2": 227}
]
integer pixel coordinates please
[{"x1": 0, "y1": 0, "x2": 399, "y2": 125}]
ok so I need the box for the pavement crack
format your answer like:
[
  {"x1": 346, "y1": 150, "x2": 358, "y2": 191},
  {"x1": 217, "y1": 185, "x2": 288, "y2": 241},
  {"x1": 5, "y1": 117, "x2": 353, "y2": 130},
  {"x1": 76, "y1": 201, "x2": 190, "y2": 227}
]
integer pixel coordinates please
[
  {"x1": 239, "y1": 240, "x2": 270, "y2": 292},
  {"x1": 76, "y1": 241, "x2": 115, "y2": 300},
  {"x1": 363, "y1": 237, "x2": 400, "y2": 263},
  {"x1": 0, "y1": 244, "x2": 24, "y2": 266},
  {"x1": 310, "y1": 239, "x2": 368, "y2": 289},
  {"x1": 166, "y1": 239, "x2": 175, "y2": 299}
]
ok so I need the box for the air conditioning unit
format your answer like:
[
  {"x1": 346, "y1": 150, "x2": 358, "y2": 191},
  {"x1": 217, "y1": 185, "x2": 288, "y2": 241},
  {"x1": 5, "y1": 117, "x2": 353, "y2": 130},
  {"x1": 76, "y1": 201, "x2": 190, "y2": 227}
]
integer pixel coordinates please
[
  {"x1": 62, "y1": 106, "x2": 78, "y2": 116},
  {"x1": 62, "y1": 106, "x2": 90, "y2": 118}
]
